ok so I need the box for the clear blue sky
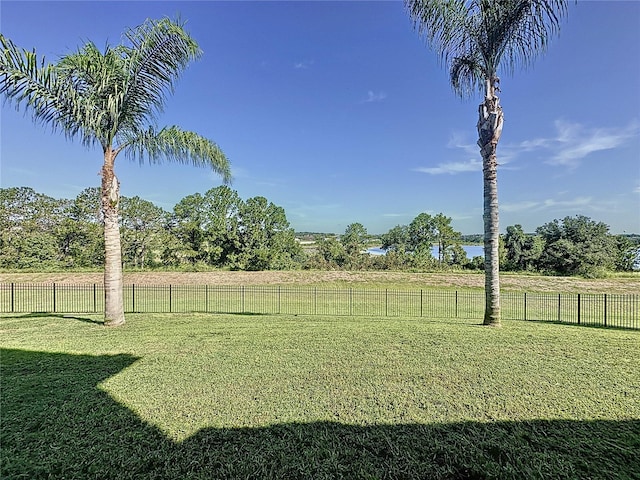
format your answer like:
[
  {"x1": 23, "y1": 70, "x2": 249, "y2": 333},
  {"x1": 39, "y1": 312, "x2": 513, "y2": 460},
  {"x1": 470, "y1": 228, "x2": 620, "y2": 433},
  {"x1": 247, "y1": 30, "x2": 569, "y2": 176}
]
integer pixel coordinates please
[{"x1": 1, "y1": 1, "x2": 639, "y2": 235}]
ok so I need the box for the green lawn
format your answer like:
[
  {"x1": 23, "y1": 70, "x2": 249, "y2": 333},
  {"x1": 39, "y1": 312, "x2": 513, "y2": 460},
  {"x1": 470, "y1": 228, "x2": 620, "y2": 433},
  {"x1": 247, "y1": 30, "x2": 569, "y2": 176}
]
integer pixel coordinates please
[{"x1": 2, "y1": 313, "x2": 639, "y2": 479}]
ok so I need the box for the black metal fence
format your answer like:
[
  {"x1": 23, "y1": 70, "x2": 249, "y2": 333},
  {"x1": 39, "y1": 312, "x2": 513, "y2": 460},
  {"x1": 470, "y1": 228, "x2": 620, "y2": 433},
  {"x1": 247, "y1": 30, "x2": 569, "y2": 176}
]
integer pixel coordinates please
[{"x1": 0, "y1": 283, "x2": 638, "y2": 330}]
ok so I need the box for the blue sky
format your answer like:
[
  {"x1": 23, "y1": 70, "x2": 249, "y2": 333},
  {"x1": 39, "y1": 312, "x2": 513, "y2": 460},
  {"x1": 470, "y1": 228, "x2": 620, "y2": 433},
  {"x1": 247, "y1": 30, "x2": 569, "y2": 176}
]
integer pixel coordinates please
[{"x1": 1, "y1": 1, "x2": 639, "y2": 235}]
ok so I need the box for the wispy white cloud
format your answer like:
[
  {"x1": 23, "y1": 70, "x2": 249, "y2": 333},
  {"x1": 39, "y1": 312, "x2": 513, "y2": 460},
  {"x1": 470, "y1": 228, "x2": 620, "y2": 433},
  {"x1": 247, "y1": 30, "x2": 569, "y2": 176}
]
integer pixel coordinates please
[
  {"x1": 446, "y1": 132, "x2": 477, "y2": 156},
  {"x1": 415, "y1": 119, "x2": 638, "y2": 176},
  {"x1": 294, "y1": 59, "x2": 314, "y2": 69},
  {"x1": 364, "y1": 90, "x2": 387, "y2": 103},
  {"x1": 414, "y1": 158, "x2": 482, "y2": 175},
  {"x1": 416, "y1": 131, "x2": 513, "y2": 176},
  {"x1": 499, "y1": 201, "x2": 541, "y2": 213},
  {"x1": 501, "y1": 196, "x2": 593, "y2": 213},
  {"x1": 546, "y1": 120, "x2": 639, "y2": 168}
]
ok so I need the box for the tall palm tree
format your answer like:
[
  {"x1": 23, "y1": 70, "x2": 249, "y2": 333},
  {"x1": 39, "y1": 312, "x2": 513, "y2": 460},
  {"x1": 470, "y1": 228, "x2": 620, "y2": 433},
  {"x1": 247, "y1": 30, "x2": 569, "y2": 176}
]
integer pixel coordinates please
[
  {"x1": 405, "y1": 0, "x2": 569, "y2": 326},
  {"x1": 0, "y1": 18, "x2": 231, "y2": 326}
]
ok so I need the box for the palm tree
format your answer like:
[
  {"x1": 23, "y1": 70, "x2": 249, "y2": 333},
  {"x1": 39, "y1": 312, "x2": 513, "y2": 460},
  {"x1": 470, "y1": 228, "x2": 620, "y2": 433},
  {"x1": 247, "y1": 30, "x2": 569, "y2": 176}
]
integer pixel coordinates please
[
  {"x1": 0, "y1": 18, "x2": 231, "y2": 326},
  {"x1": 405, "y1": 0, "x2": 569, "y2": 326}
]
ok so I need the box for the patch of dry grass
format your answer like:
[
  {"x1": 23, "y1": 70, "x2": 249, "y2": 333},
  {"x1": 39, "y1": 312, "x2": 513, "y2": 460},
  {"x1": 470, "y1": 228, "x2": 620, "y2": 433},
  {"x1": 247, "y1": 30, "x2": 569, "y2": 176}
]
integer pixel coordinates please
[{"x1": 1, "y1": 270, "x2": 639, "y2": 294}]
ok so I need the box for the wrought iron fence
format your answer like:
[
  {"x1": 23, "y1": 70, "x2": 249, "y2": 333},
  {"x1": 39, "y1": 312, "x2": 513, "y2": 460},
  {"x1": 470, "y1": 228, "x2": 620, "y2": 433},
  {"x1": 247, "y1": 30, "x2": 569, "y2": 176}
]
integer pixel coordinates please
[{"x1": 0, "y1": 283, "x2": 638, "y2": 330}]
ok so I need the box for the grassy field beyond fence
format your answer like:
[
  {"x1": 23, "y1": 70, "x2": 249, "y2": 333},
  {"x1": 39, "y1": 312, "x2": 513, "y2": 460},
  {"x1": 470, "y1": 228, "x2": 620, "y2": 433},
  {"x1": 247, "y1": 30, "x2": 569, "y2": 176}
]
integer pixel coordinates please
[
  {"x1": 1, "y1": 313, "x2": 639, "y2": 479},
  {"x1": 1, "y1": 283, "x2": 638, "y2": 330}
]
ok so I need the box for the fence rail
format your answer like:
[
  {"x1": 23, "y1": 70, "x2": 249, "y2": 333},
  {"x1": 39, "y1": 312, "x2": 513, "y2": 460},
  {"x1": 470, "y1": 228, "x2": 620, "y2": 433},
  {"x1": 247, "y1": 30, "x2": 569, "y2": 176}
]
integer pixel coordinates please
[{"x1": 0, "y1": 283, "x2": 638, "y2": 330}]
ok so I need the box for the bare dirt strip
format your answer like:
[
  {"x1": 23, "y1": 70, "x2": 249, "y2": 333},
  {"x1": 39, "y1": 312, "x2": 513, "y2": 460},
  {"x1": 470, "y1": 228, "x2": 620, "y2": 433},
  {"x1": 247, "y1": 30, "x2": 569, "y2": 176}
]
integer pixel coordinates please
[{"x1": 1, "y1": 270, "x2": 638, "y2": 294}]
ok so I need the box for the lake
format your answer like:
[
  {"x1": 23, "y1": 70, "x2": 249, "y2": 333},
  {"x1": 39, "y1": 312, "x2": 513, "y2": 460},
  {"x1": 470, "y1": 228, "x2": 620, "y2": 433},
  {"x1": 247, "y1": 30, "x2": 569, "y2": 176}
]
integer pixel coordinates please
[{"x1": 367, "y1": 245, "x2": 484, "y2": 258}]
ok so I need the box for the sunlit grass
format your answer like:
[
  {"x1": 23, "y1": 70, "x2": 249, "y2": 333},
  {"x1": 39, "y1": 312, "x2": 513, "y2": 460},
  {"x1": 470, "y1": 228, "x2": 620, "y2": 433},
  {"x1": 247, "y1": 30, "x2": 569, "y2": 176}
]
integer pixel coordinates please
[{"x1": 2, "y1": 313, "x2": 639, "y2": 479}]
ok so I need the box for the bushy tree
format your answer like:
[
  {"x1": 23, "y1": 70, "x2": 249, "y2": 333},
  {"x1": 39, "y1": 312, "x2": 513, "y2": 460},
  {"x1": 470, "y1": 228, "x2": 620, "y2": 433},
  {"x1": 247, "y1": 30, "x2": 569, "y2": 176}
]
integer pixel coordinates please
[
  {"x1": 536, "y1": 215, "x2": 617, "y2": 276},
  {"x1": 169, "y1": 187, "x2": 300, "y2": 270},
  {"x1": 57, "y1": 188, "x2": 104, "y2": 267},
  {"x1": 235, "y1": 196, "x2": 301, "y2": 270},
  {"x1": 432, "y1": 213, "x2": 462, "y2": 264},
  {"x1": 612, "y1": 235, "x2": 640, "y2": 272},
  {"x1": 203, "y1": 186, "x2": 242, "y2": 267},
  {"x1": 380, "y1": 225, "x2": 410, "y2": 253},
  {"x1": 339, "y1": 223, "x2": 369, "y2": 269},
  {"x1": 311, "y1": 236, "x2": 348, "y2": 269},
  {"x1": 0, "y1": 187, "x2": 62, "y2": 269},
  {"x1": 503, "y1": 224, "x2": 543, "y2": 271},
  {"x1": 171, "y1": 193, "x2": 210, "y2": 265},
  {"x1": 120, "y1": 196, "x2": 169, "y2": 269},
  {"x1": 408, "y1": 213, "x2": 436, "y2": 254}
]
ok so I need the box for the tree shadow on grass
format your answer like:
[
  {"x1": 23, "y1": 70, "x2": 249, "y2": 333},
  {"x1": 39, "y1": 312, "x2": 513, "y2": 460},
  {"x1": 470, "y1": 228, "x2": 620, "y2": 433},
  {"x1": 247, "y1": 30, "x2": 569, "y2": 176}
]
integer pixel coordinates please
[
  {"x1": 1, "y1": 312, "x2": 103, "y2": 324},
  {"x1": 515, "y1": 317, "x2": 639, "y2": 332},
  {"x1": 2, "y1": 348, "x2": 638, "y2": 480}
]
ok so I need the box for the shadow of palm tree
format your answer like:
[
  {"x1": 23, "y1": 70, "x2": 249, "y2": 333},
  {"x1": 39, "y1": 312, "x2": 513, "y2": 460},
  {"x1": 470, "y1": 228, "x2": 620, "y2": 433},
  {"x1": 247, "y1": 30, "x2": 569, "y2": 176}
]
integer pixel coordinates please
[
  {"x1": 2, "y1": 348, "x2": 638, "y2": 479},
  {"x1": 0, "y1": 312, "x2": 103, "y2": 324}
]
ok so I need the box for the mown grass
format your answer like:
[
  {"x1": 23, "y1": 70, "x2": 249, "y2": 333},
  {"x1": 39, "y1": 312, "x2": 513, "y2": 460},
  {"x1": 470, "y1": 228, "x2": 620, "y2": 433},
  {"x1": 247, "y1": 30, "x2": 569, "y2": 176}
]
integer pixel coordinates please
[{"x1": 2, "y1": 313, "x2": 639, "y2": 479}]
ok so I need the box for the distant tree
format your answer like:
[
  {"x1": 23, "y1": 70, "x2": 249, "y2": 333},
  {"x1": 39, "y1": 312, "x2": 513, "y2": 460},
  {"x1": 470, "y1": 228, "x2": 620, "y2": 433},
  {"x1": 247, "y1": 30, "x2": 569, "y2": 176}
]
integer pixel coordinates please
[
  {"x1": 536, "y1": 215, "x2": 617, "y2": 276},
  {"x1": 432, "y1": 213, "x2": 462, "y2": 264},
  {"x1": 466, "y1": 255, "x2": 485, "y2": 271},
  {"x1": 236, "y1": 196, "x2": 301, "y2": 270},
  {"x1": 381, "y1": 225, "x2": 410, "y2": 253},
  {"x1": 612, "y1": 235, "x2": 640, "y2": 272},
  {"x1": 171, "y1": 193, "x2": 210, "y2": 265},
  {"x1": 120, "y1": 196, "x2": 168, "y2": 269},
  {"x1": 0, "y1": 187, "x2": 61, "y2": 269},
  {"x1": 406, "y1": 0, "x2": 570, "y2": 325},
  {"x1": 57, "y1": 188, "x2": 104, "y2": 267},
  {"x1": 449, "y1": 243, "x2": 469, "y2": 267},
  {"x1": 202, "y1": 186, "x2": 242, "y2": 267},
  {"x1": 313, "y1": 236, "x2": 348, "y2": 269},
  {"x1": 0, "y1": 18, "x2": 231, "y2": 326},
  {"x1": 341, "y1": 223, "x2": 369, "y2": 259},
  {"x1": 503, "y1": 224, "x2": 543, "y2": 271},
  {"x1": 408, "y1": 213, "x2": 436, "y2": 254}
]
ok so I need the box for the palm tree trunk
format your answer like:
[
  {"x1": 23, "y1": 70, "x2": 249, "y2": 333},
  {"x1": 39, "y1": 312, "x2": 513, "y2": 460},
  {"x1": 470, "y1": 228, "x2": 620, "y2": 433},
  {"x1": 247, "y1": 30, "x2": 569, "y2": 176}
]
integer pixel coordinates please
[
  {"x1": 477, "y1": 79, "x2": 503, "y2": 326},
  {"x1": 101, "y1": 149, "x2": 126, "y2": 327}
]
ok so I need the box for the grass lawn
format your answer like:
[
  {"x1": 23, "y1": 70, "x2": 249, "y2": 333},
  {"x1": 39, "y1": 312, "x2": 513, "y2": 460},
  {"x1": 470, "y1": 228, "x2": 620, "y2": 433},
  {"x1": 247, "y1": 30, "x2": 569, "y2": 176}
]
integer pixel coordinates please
[{"x1": 2, "y1": 313, "x2": 639, "y2": 479}]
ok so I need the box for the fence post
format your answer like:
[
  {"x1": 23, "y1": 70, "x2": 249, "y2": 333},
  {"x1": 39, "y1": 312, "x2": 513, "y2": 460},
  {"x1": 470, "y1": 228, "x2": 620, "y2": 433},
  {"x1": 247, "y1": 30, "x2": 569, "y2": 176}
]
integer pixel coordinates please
[
  {"x1": 455, "y1": 291, "x2": 458, "y2": 318},
  {"x1": 93, "y1": 284, "x2": 97, "y2": 313},
  {"x1": 11, "y1": 283, "x2": 15, "y2": 313},
  {"x1": 169, "y1": 284, "x2": 172, "y2": 313},
  {"x1": 132, "y1": 284, "x2": 136, "y2": 313},
  {"x1": 558, "y1": 294, "x2": 561, "y2": 322},
  {"x1": 420, "y1": 290, "x2": 423, "y2": 318},
  {"x1": 278, "y1": 286, "x2": 281, "y2": 315},
  {"x1": 603, "y1": 294, "x2": 607, "y2": 327},
  {"x1": 524, "y1": 292, "x2": 527, "y2": 321},
  {"x1": 242, "y1": 285, "x2": 245, "y2": 313},
  {"x1": 205, "y1": 285, "x2": 209, "y2": 313},
  {"x1": 577, "y1": 293, "x2": 581, "y2": 325},
  {"x1": 53, "y1": 283, "x2": 56, "y2": 313}
]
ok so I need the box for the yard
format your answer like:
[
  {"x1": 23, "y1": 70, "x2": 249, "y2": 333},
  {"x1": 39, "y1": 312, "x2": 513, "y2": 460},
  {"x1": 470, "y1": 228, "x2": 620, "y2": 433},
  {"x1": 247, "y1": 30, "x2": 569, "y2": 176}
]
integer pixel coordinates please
[{"x1": 2, "y1": 310, "x2": 639, "y2": 479}]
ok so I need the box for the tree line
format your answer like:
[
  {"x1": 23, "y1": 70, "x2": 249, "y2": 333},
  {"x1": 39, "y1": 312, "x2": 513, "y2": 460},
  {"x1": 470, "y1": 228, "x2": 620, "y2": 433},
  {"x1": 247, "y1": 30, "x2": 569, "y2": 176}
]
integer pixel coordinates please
[
  {"x1": 0, "y1": 186, "x2": 302, "y2": 271},
  {"x1": 2, "y1": 186, "x2": 637, "y2": 276}
]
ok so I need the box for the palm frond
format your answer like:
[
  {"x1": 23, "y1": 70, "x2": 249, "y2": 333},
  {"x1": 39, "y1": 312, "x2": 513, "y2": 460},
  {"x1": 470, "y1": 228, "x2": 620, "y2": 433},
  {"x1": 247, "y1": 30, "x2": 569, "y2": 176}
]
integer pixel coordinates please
[
  {"x1": 405, "y1": 0, "x2": 470, "y2": 67},
  {"x1": 56, "y1": 42, "x2": 129, "y2": 146},
  {"x1": 405, "y1": 0, "x2": 569, "y2": 97},
  {"x1": 120, "y1": 126, "x2": 232, "y2": 183},
  {"x1": 120, "y1": 17, "x2": 201, "y2": 126},
  {"x1": 450, "y1": 55, "x2": 486, "y2": 97},
  {"x1": 0, "y1": 34, "x2": 95, "y2": 145}
]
